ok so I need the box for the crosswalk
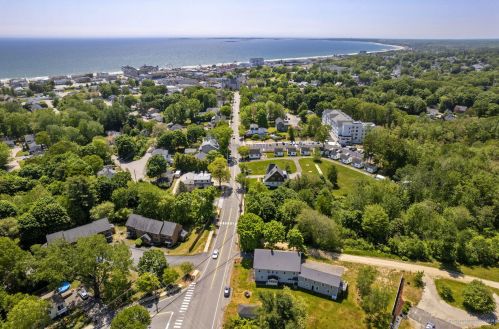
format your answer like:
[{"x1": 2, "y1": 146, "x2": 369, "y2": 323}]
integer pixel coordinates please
[
  {"x1": 218, "y1": 221, "x2": 235, "y2": 226},
  {"x1": 173, "y1": 282, "x2": 196, "y2": 328}
]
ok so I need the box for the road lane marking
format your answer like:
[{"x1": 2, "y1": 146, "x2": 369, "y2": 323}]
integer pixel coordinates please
[
  {"x1": 211, "y1": 207, "x2": 233, "y2": 289},
  {"x1": 165, "y1": 311, "x2": 174, "y2": 329}
]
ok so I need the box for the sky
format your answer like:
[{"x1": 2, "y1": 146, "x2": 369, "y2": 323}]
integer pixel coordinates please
[{"x1": 1, "y1": 0, "x2": 498, "y2": 39}]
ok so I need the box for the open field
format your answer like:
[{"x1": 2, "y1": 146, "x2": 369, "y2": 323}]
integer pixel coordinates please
[
  {"x1": 224, "y1": 257, "x2": 421, "y2": 329},
  {"x1": 244, "y1": 159, "x2": 297, "y2": 175},
  {"x1": 299, "y1": 157, "x2": 372, "y2": 196}
]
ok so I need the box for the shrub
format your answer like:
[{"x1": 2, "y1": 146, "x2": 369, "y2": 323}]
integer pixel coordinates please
[
  {"x1": 462, "y1": 280, "x2": 496, "y2": 314},
  {"x1": 438, "y1": 284, "x2": 454, "y2": 302},
  {"x1": 135, "y1": 238, "x2": 142, "y2": 247},
  {"x1": 414, "y1": 271, "x2": 424, "y2": 288}
]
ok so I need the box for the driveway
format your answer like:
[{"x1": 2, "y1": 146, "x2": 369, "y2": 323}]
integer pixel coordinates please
[
  {"x1": 415, "y1": 274, "x2": 498, "y2": 328},
  {"x1": 6, "y1": 145, "x2": 21, "y2": 171},
  {"x1": 112, "y1": 149, "x2": 152, "y2": 182}
]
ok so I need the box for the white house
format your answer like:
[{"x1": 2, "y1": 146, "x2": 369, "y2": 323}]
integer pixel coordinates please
[
  {"x1": 179, "y1": 172, "x2": 213, "y2": 190},
  {"x1": 340, "y1": 153, "x2": 352, "y2": 164},
  {"x1": 351, "y1": 157, "x2": 364, "y2": 169},
  {"x1": 287, "y1": 146, "x2": 297, "y2": 156},
  {"x1": 263, "y1": 164, "x2": 288, "y2": 188},
  {"x1": 322, "y1": 109, "x2": 375, "y2": 145},
  {"x1": 249, "y1": 148, "x2": 262, "y2": 160},
  {"x1": 274, "y1": 147, "x2": 284, "y2": 157},
  {"x1": 254, "y1": 249, "x2": 346, "y2": 300},
  {"x1": 42, "y1": 292, "x2": 68, "y2": 319}
]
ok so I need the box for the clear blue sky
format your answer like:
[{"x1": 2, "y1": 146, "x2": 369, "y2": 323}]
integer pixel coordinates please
[{"x1": 1, "y1": 0, "x2": 498, "y2": 39}]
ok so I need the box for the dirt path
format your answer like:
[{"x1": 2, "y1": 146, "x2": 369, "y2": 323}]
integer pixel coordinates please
[{"x1": 309, "y1": 249, "x2": 499, "y2": 289}]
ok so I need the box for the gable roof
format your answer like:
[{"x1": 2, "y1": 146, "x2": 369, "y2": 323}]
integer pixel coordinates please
[
  {"x1": 46, "y1": 218, "x2": 112, "y2": 245},
  {"x1": 161, "y1": 221, "x2": 182, "y2": 237},
  {"x1": 263, "y1": 163, "x2": 287, "y2": 182},
  {"x1": 299, "y1": 262, "x2": 344, "y2": 288},
  {"x1": 254, "y1": 249, "x2": 301, "y2": 272},
  {"x1": 126, "y1": 214, "x2": 164, "y2": 235}
]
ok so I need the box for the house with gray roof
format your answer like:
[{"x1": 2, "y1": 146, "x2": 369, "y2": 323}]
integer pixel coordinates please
[
  {"x1": 125, "y1": 214, "x2": 184, "y2": 247},
  {"x1": 253, "y1": 249, "x2": 346, "y2": 300},
  {"x1": 199, "y1": 137, "x2": 220, "y2": 154},
  {"x1": 262, "y1": 164, "x2": 288, "y2": 188},
  {"x1": 46, "y1": 218, "x2": 114, "y2": 245}
]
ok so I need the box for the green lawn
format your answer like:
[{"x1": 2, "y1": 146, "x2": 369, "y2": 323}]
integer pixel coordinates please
[
  {"x1": 167, "y1": 229, "x2": 210, "y2": 256},
  {"x1": 435, "y1": 278, "x2": 499, "y2": 312},
  {"x1": 298, "y1": 158, "x2": 372, "y2": 196},
  {"x1": 244, "y1": 159, "x2": 297, "y2": 175}
]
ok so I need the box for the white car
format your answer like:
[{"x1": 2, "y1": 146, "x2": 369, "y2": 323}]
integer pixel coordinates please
[
  {"x1": 425, "y1": 323, "x2": 435, "y2": 329},
  {"x1": 212, "y1": 249, "x2": 219, "y2": 259}
]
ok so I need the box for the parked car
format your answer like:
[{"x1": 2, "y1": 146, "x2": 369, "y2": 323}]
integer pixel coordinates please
[
  {"x1": 78, "y1": 287, "x2": 89, "y2": 300},
  {"x1": 425, "y1": 323, "x2": 436, "y2": 329},
  {"x1": 212, "y1": 249, "x2": 219, "y2": 259},
  {"x1": 224, "y1": 286, "x2": 231, "y2": 298}
]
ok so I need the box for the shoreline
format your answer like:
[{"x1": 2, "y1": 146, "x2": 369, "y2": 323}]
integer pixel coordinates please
[{"x1": 0, "y1": 42, "x2": 406, "y2": 82}]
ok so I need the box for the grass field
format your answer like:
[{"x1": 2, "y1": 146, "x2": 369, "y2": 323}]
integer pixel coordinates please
[
  {"x1": 298, "y1": 158, "x2": 372, "y2": 196},
  {"x1": 244, "y1": 159, "x2": 297, "y2": 175},
  {"x1": 435, "y1": 278, "x2": 499, "y2": 312},
  {"x1": 224, "y1": 257, "x2": 421, "y2": 329},
  {"x1": 167, "y1": 229, "x2": 210, "y2": 256}
]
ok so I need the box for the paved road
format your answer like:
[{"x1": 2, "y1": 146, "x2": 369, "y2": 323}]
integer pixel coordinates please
[
  {"x1": 416, "y1": 274, "x2": 498, "y2": 328},
  {"x1": 112, "y1": 149, "x2": 152, "y2": 182},
  {"x1": 149, "y1": 92, "x2": 243, "y2": 329}
]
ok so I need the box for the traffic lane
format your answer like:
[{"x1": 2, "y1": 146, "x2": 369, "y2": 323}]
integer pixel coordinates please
[{"x1": 150, "y1": 310, "x2": 174, "y2": 329}]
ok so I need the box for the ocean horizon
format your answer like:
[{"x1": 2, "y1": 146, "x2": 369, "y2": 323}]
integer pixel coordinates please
[{"x1": 0, "y1": 38, "x2": 400, "y2": 79}]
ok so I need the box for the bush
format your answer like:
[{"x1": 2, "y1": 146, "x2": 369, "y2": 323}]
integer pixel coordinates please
[
  {"x1": 135, "y1": 238, "x2": 143, "y2": 247},
  {"x1": 438, "y1": 284, "x2": 454, "y2": 302},
  {"x1": 462, "y1": 280, "x2": 496, "y2": 314},
  {"x1": 414, "y1": 271, "x2": 424, "y2": 288}
]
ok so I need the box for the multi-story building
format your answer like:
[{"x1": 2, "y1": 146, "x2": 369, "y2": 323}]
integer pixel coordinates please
[
  {"x1": 253, "y1": 249, "x2": 346, "y2": 300},
  {"x1": 322, "y1": 109, "x2": 375, "y2": 145},
  {"x1": 249, "y1": 58, "x2": 265, "y2": 67}
]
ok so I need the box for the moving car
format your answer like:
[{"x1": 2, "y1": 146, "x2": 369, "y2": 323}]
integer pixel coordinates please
[
  {"x1": 212, "y1": 249, "x2": 219, "y2": 259},
  {"x1": 224, "y1": 286, "x2": 231, "y2": 297}
]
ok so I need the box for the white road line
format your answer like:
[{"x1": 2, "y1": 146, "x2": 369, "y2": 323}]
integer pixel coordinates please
[{"x1": 165, "y1": 311, "x2": 174, "y2": 329}]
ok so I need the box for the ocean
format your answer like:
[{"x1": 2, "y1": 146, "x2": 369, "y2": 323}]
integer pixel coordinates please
[{"x1": 0, "y1": 38, "x2": 399, "y2": 79}]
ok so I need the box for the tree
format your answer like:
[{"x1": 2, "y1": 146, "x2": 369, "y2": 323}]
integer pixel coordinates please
[
  {"x1": 208, "y1": 156, "x2": 230, "y2": 187},
  {"x1": 137, "y1": 249, "x2": 168, "y2": 277},
  {"x1": 287, "y1": 228, "x2": 305, "y2": 252},
  {"x1": 236, "y1": 172, "x2": 250, "y2": 192},
  {"x1": 90, "y1": 201, "x2": 115, "y2": 221},
  {"x1": 4, "y1": 296, "x2": 50, "y2": 329},
  {"x1": 73, "y1": 235, "x2": 132, "y2": 299},
  {"x1": 66, "y1": 175, "x2": 96, "y2": 225},
  {"x1": 438, "y1": 283, "x2": 454, "y2": 302},
  {"x1": 0, "y1": 142, "x2": 10, "y2": 168},
  {"x1": 111, "y1": 305, "x2": 151, "y2": 329},
  {"x1": 356, "y1": 266, "x2": 378, "y2": 297},
  {"x1": 326, "y1": 165, "x2": 338, "y2": 187},
  {"x1": 0, "y1": 237, "x2": 32, "y2": 292},
  {"x1": 18, "y1": 197, "x2": 72, "y2": 246},
  {"x1": 238, "y1": 146, "x2": 250, "y2": 159},
  {"x1": 135, "y1": 272, "x2": 161, "y2": 295},
  {"x1": 462, "y1": 280, "x2": 496, "y2": 313},
  {"x1": 115, "y1": 135, "x2": 136, "y2": 161},
  {"x1": 277, "y1": 199, "x2": 308, "y2": 229},
  {"x1": 146, "y1": 154, "x2": 167, "y2": 179},
  {"x1": 263, "y1": 220, "x2": 286, "y2": 248},
  {"x1": 180, "y1": 262, "x2": 194, "y2": 276},
  {"x1": 258, "y1": 287, "x2": 307, "y2": 329},
  {"x1": 297, "y1": 209, "x2": 342, "y2": 251},
  {"x1": 162, "y1": 267, "x2": 180, "y2": 286},
  {"x1": 0, "y1": 200, "x2": 17, "y2": 218},
  {"x1": 288, "y1": 127, "x2": 295, "y2": 142},
  {"x1": 237, "y1": 213, "x2": 264, "y2": 251},
  {"x1": 362, "y1": 204, "x2": 390, "y2": 244}
]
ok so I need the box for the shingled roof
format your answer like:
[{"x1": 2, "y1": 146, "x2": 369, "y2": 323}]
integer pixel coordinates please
[
  {"x1": 126, "y1": 214, "x2": 164, "y2": 235},
  {"x1": 46, "y1": 218, "x2": 112, "y2": 245}
]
